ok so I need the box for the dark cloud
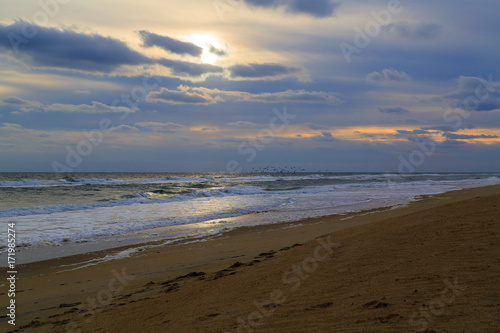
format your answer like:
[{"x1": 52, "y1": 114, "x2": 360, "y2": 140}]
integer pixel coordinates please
[
  {"x1": 439, "y1": 139, "x2": 467, "y2": 147},
  {"x1": 250, "y1": 90, "x2": 339, "y2": 103},
  {"x1": 227, "y1": 121, "x2": 258, "y2": 128},
  {"x1": 407, "y1": 136, "x2": 436, "y2": 144},
  {"x1": 397, "y1": 129, "x2": 434, "y2": 136},
  {"x1": 2, "y1": 97, "x2": 42, "y2": 111},
  {"x1": 304, "y1": 123, "x2": 330, "y2": 130},
  {"x1": 442, "y1": 133, "x2": 498, "y2": 140},
  {"x1": 395, "y1": 130, "x2": 437, "y2": 145},
  {"x1": 158, "y1": 59, "x2": 224, "y2": 76},
  {"x1": 2, "y1": 97, "x2": 33, "y2": 105},
  {"x1": 396, "y1": 127, "x2": 497, "y2": 142},
  {"x1": 378, "y1": 106, "x2": 410, "y2": 114},
  {"x1": 242, "y1": 0, "x2": 274, "y2": 8},
  {"x1": 139, "y1": 31, "x2": 203, "y2": 57},
  {"x1": 422, "y1": 124, "x2": 476, "y2": 132},
  {"x1": 229, "y1": 63, "x2": 300, "y2": 79},
  {"x1": 0, "y1": 22, "x2": 223, "y2": 77},
  {"x1": 444, "y1": 76, "x2": 500, "y2": 111},
  {"x1": 382, "y1": 22, "x2": 442, "y2": 41},
  {"x1": 244, "y1": 0, "x2": 339, "y2": 18},
  {"x1": 313, "y1": 131, "x2": 337, "y2": 142},
  {"x1": 208, "y1": 45, "x2": 227, "y2": 57},
  {"x1": 5, "y1": 98, "x2": 137, "y2": 114},
  {"x1": 359, "y1": 133, "x2": 377, "y2": 138},
  {"x1": 321, "y1": 131, "x2": 333, "y2": 137},
  {"x1": 0, "y1": 21, "x2": 150, "y2": 72},
  {"x1": 146, "y1": 87, "x2": 218, "y2": 105},
  {"x1": 145, "y1": 86, "x2": 340, "y2": 105}
]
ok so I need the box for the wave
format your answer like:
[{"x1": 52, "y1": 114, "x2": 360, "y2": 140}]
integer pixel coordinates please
[
  {"x1": 3, "y1": 175, "x2": 499, "y2": 218},
  {"x1": 0, "y1": 185, "x2": 267, "y2": 218},
  {"x1": 2, "y1": 172, "x2": 498, "y2": 188},
  {"x1": 2, "y1": 175, "x2": 499, "y2": 250},
  {"x1": 0, "y1": 174, "x2": 292, "y2": 187}
]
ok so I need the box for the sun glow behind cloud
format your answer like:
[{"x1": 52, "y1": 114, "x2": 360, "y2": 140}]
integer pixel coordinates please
[{"x1": 187, "y1": 33, "x2": 223, "y2": 64}]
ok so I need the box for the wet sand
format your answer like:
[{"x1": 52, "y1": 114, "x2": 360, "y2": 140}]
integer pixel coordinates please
[{"x1": 3, "y1": 185, "x2": 500, "y2": 332}]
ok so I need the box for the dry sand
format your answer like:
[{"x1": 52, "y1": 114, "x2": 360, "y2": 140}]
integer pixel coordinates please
[{"x1": 3, "y1": 185, "x2": 500, "y2": 333}]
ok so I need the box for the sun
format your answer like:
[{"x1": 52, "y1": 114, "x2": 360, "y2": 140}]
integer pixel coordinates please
[
  {"x1": 187, "y1": 34, "x2": 222, "y2": 64},
  {"x1": 201, "y1": 49, "x2": 218, "y2": 64}
]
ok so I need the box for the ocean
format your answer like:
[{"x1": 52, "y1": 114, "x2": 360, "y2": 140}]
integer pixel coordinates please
[{"x1": 1, "y1": 172, "x2": 499, "y2": 264}]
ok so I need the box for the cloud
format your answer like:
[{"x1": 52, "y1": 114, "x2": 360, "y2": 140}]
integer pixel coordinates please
[
  {"x1": 422, "y1": 124, "x2": 476, "y2": 132},
  {"x1": 45, "y1": 102, "x2": 137, "y2": 114},
  {"x1": 0, "y1": 21, "x2": 150, "y2": 72},
  {"x1": 146, "y1": 86, "x2": 222, "y2": 105},
  {"x1": 243, "y1": 0, "x2": 339, "y2": 18},
  {"x1": 229, "y1": 63, "x2": 300, "y2": 79},
  {"x1": 109, "y1": 125, "x2": 140, "y2": 132},
  {"x1": 139, "y1": 31, "x2": 203, "y2": 57},
  {"x1": 237, "y1": 89, "x2": 340, "y2": 103},
  {"x1": 312, "y1": 131, "x2": 337, "y2": 142},
  {"x1": 397, "y1": 129, "x2": 434, "y2": 136},
  {"x1": 0, "y1": 122, "x2": 23, "y2": 131},
  {"x1": 6, "y1": 98, "x2": 137, "y2": 114},
  {"x1": 208, "y1": 45, "x2": 227, "y2": 57},
  {"x1": 227, "y1": 121, "x2": 258, "y2": 128},
  {"x1": 394, "y1": 129, "x2": 437, "y2": 144},
  {"x1": 0, "y1": 22, "x2": 223, "y2": 77},
  {"x1": 366, "y1": 68, "x2": 412, "y2": 82},
  {"x1": 378, "y1": 106, "x2": 410, "y2": 114},
  {"x1": 145, "y1": 86, "x2": 341, "y2": 105},
  {"x1": 444, "y1": 76, "x2": 500, "y2": 111},
  {"x1": 439, "y1": 139, "x2": 467, "y2": 147},
  {"x1": 135, "y1": 122, "x2": 188, "y2": 133},
  {"x1": 382, "y1": 22, "x2": 442, "y2": 41},
  {"x1": 304, "y1": 123, "x2": 330, "y2": 130},
  {"x1": 158, "y1": 59, "x2": 224, "y2": 76},
  {"x1": 442, "y1": 133, "x2": 498, "y2": 140},
  {"x1": 395, "y1": 127, "x2": 498, "y2": 142},
  {"x1": 2, "y1": 97, "x2": 42, "y2": 107}
]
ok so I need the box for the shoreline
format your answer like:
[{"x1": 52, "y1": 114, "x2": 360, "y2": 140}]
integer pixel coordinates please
[
  {"x1": 3, "y1": 181, "x2": 497, "y2": 266},
  {"x1": 4, "y1": 184, "x2": 500, "y2": 332},
  {"x1": 2, "y1": 173, "x2": 499, "y2": 266},
  {"x1": 5, "y1": 204, "x2": 402, "y2": 269},
  {"x1": 5, "y1": 184, "x2": 498, "y2": 272}
]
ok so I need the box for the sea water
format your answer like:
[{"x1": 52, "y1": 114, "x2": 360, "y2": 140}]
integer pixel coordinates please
[{"x1": 1, "y1": 172, "x2": 499, "y2": 264}]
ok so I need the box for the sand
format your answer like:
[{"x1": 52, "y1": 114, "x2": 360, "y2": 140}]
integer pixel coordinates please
[{"x1": 3, "y1": 185, "x2": 500, "y2": 333}]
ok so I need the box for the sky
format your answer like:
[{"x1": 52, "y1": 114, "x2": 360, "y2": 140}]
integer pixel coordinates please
[{"x1": 0, "y1": 0, "x2": 499, "y2": 172}]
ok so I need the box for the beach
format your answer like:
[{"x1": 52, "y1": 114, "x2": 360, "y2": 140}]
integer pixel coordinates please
[{"x1": 4, "y1": 184, "x2": 499, "y2": 332}]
